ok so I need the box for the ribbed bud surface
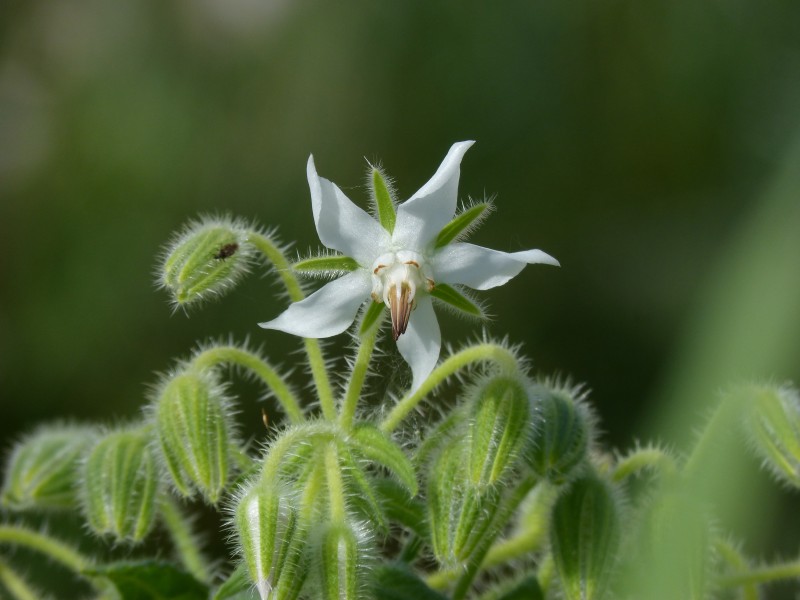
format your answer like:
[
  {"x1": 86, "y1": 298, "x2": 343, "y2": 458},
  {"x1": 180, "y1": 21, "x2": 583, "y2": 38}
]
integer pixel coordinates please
[
  {"x1": 550, "y1": 475, "x2": 621, "y2": 600},
  {"x1": 235, "y1": 482, "x2": 305, "y2": 600},
  {"x1": 2, "y1": 425, "x2": 95, "y2": 510},
  {"x1": 468, "y1": 376, "x2": 530, "y2": 488},
  {"x1": 526, "y1": 385, "x2": 589, "y2": 482},
  {"x1": 154, "y1": 369, "x2": 233, "y2": 504},
  {"x1": 317, "y1": 522, "x2": 360, "y2": 600},
  {"x1": 160, "y1": 219, "x2": 251, "y2": 307},
  {"x1": 81, "y1": 428, "x2": 157, "y2": 542},
  {"x1": 742, "y1": 383, "x2": 800, "y2": 488}
]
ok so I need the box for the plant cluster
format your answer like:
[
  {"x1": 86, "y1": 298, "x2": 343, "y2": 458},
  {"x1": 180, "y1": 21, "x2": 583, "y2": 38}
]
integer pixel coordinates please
[{"x1": 2, "y1": 143, "x2": 800, "y2": 600}]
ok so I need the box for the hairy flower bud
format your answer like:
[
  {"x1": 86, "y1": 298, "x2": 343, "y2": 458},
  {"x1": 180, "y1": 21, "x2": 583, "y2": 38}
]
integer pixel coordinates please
[
  {"x1": 152, "y1": 368, "x2": 235, "y2": 504},
  {"x1": 159, "y1": 217, "x2": 252, "y2": 308},
  {"x1": 526, "y1": 383, "x2": 591, "y2": 483},
  {"x1": 468, "y1": 376, "x2": 531, "y2": 488},
  {"x1": 550, "y1": 475, "x2": 621, "y2": 600},
  {"x1": 741, "y1": 383, "x2": 800, "y2": 488},
  {"x1": 316, "y1": 522, "x2": 361, "y2": 600},
  {"x1": 1, "y1": 424, "x2": 95, "y2": 510},
  {"x1": 234, "y1": 482, "x2": 306, "y2": 600},
  {"x1": 81, "y1": 427, "x2": 158, "y2": 543}
]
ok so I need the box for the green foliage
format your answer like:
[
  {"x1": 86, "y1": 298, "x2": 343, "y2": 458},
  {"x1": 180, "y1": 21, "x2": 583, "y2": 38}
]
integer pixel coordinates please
[{"x1": 85, "y1": 561, "x2": 208, "y2": 600}]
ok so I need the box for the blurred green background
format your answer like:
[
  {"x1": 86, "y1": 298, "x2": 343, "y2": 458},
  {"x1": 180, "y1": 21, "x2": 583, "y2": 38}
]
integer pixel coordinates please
[{"x1": 2, "y1": 0, "x2": 800, "y2": 592}]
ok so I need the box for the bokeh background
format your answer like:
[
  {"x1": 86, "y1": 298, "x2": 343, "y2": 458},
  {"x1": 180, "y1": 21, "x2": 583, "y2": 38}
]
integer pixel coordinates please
[{"x1": 2, "y1": 0, "x2": 800, "y2": 595}]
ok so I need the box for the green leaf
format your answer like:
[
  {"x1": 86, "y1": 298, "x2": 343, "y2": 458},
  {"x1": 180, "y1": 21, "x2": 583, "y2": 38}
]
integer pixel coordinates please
[
  {"x1": 213, "y1": 564, "x2": 259, "y2": 600},
  {"x1": 372, "y1": 168, "x2": 397, "y2": 233},
  {"x1": 86, "y1": 561, "x2": 208, "y2": 600},
  {"x1": 430, "y1": 284, "x2": 484, "y2": 318},
  {"x1": 359, "y1": 301, "x2": 385, "y2": 336},
  {"x1": 479, "y1": 574, "x2": 544, "y2": 600},
  {"x1": 371, "y1": 563, "x2": 448, "y2": 600},
  {"x1": 434, "y1": 202, "x2": 491, "y2": 248},
  {"x1": 350, "y1": 425, "x2": 418, "y2": 495},
  {"x1": 293, "y1": 255, "x2": 359, "y2": 274},
  {"x1": 373, "y1": 478, "x2": 428, "y2": 539}
]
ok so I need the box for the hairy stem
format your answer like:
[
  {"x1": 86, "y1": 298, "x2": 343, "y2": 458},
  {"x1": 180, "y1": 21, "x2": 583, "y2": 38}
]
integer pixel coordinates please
[
  {"x1": 714, "y1": 538, "x2": 758, "y2": 600},
  {"x1": 0, "y1": 525, "x2": 92, "y2": 578},
  {"x1": 191, "y1": 345, "x2": 304, "y2": 424},
  {"x1": 340, "y1": 316, "x2": 383, "y2": 430},
  {"x1": 0, "y1": 560, "x2": 40, "y2": 600},
  {"x1": 381, "y1": 343, "x2": 520, "y2": 434},
  {"x1": 718, "y1": 560, "x2": 800, "y2": 587},
  {"x1": 159, "y1": 494, "x2": 211, "y2": 584},
  {"x1": 325, "y1": 444, "x2": 347, "y2": 523},
  {"x1": 248, "y1": 231, "x2": 336, "y2": 421},
  {"x1": 612, "y1": 447, "x2": 679, "y2": 483}
]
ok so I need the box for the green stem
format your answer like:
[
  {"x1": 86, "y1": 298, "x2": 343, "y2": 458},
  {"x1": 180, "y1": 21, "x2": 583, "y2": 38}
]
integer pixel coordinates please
[
  {"x1": 191, "y1": 345, "x2": 304, "y2": 424},
  {"x1": 713, "y1": 538, "x2": 758, "y2": 600},
  {"x1": 718, "y1": 560, "x2": 800, "y2": 588},
  {"x1": 159, "y1": 495, "x2": 211, "y2": 584},
  {"x1": 261, "y1": 423, "x2": 337, "y2": 483},
  {"x1": 231, "y1": 444, "x2": 257, "y2": 472},
  {"x1": 612, "y1": 447, "x2": 679, "y2": 483},
  {"x1": 339, "y1": 317, "x2": 383, "y2": 430},
  {"x1": 324, "y1": 444, "x2": 347, "y2": 523},
  {"x1": 248, "y1": 231, "x2": 336, "y2": 421},
  {"x1": 682, "y1": 394, "x2": 740, "y2": 479},
  {"x1": 0, "y1": 525, "x2": 92, "y2": 577},
  {"x1": 381, "y1": 343, "x2": 519, "y2": 434},
  {"x1": 0, "y1": 560, "x2": 40, "y2": 600},
  {"x1": 452, "y1": 476, "x2": 538, "y2": 599}
]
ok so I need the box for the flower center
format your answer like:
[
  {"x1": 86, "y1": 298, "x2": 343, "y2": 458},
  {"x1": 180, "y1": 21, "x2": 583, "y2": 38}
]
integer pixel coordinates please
[{"x1": 371, "y1": 251, "x2": 434, "y2": 340}]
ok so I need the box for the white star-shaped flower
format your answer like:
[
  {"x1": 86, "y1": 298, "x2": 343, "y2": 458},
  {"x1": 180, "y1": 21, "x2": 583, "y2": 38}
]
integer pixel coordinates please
[{"x1": 259, "y1": 141, "x2": 559, "y2": 390}]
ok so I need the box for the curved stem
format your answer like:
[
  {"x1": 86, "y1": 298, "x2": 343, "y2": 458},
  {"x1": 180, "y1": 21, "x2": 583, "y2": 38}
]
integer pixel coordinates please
[
  {"x1": 612, "y1": 447, "x2": 679, "y2": 483},
  {"x1": 260, "y1": 423, "x2": 337, "y2": 484},
  {"x1": 0, "y1": 560, "x2": 40, "y2": 600},
  {"x1": 0, "y1": 525, "x2": 92, "y2": 578},
  {"x1": 339, "y1": 317, "x2": 383, "y2": 431},
  {"x1": 714, "y1": 538, "x2": 758, "y2": 600},
  {"x1": 248, "y1": 231, "x2": 336, "y2": 421},
  {"x1": 159, "y1": 494, "x2": 211, "y2": 584},
  {"x1": 191, "y1": 345, "x2": 304, "y2": 424},
  {"x1": 381, "y1": 343, "x2": 520, "y2": 434}
]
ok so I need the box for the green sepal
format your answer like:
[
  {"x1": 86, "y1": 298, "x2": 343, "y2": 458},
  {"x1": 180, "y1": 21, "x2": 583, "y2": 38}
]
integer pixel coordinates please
[
  {"x1": 212, "y1": 564, "x2": 258, "y2": 600},
  {"x1": 550, "y1": 475, "x2": 621, "y2": 600},
  {"x1": 371, "y1": 562, "x2": 448, "y2": 600},
  {"x1": 84, "y1": 560, "x2": 208, "y2": 600},
  {"x1": 81, "y1": 427, "x2": 158, "y2": 543},
  {"x1": 2, "y1": 424, "x2": 96, "y2": 510},
  {"x1": 318, "y1": 523, "x2": 360, "y2": 600},
  {"x1": 468, "y1": 376, "x2": 531, "y2": 487},
  {"x1": 372, "y1": 167, "x2": 397, "y2": 233},
  {"x1": 349, "y1": 424, "x2": 418, "y2": 495},
  {"x1": 373, "y1": 478, "x2": 428, "y2": 539},
  {"x1": 359, "y1": 301, "x2": 386, "y2": 337},
  {"x1": 293, "y1": 255, "x2": 359, "y2": 274},
  {"x1": 427, "y1": 438, "x2": 464, "y2": 564},
  {"x1": 338, "y1": 444, "x2": 388, "y2": 532},
  {"x1": 434, "y1": 202, "x2": 491, "y2": 249},
  {"x1": 430, "y1": 284, "x2": 484, "y2": 318},
  {"x1": 452, "y1": 485, "x2": 501, "y2": 562}
]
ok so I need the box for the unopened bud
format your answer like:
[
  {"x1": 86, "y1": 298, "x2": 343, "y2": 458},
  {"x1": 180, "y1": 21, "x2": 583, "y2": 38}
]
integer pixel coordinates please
[
  {"x1": 152, "y1": 368, "x2": 235, "y2": 504},
  {"x1": 468, "y1": 376, "x2": 531, "y2": 488},
  {"x1": 159, "y1": 218, "x2": 252, "y2": 308},
  {"x1": 550, "y1": 475, "x2": 621, "y2": 600},
  {"x1": 234, "y1": 482, "x2": 305, "y2": 600},
  {"x1": 741, "y1": 383, "x2": 800, "y2": 488},
  {"x1": 2, "y1": 424, "x2": 95, "y2": 510},
  {"x1": 81, "y1": 427, "x2": 157, "y2": 543},
  {"x1": 317, "y1": 522, "x2": 361, "y2": 600},
  {"x1": 526, "y1": 383, "x2": 591, "y2": 483}
]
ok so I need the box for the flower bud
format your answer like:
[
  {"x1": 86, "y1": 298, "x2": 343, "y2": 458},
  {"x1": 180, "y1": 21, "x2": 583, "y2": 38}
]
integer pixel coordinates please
[
  {"x1": 526, "y1": 383, "x2": 591, "y2": 483},
  {"x1": 2, "y1": 424, "x2": 95, "y2": 510},
  {"x1": 159, "y1": 218, "x2": 252, "y2": 308},
  {"x1": 468, "y1": 376, "x2": 531, "y2": 488},
  {"x1": 316, "y1": 522, "x2": 361, "y2": 600},
  {"x1": 153, "y1": 368, "x2": 235, "y2": 504},
  {"x1": 741, "y1": 383, "x2": 800, "y2": 488},
  {"x1": 550, "y1": 475, "x2": 621, "y2": 600},
  {"x1": 81, "y1": 427, "x2": 158, "y2": 543},
  {"x1": 234, "y1": 481, "x2": 306, "y2": 600}
]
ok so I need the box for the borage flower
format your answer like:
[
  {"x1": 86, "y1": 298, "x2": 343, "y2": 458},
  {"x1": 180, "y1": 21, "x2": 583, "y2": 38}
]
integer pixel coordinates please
[{"x1": 259, "y1": 141, "x2": 558, "y2": 390}]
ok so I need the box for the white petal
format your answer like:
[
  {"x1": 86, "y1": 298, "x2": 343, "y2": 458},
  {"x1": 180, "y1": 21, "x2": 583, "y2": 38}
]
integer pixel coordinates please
[
  {"x1": 396, "y1": 296, "x2": 441, "y2": 392},
  {"x1": 307, "y1": 155, "x2": 390, "y2": 265},
  {"x1": 433, "y1": 242, "x2": 559, "y2": 290},
  {"x1": 258, "y1": 270, "x2": 371, "y2": 338},
  {"x1": 393, "y1": 141, "x2": 475, "y2": 251}
]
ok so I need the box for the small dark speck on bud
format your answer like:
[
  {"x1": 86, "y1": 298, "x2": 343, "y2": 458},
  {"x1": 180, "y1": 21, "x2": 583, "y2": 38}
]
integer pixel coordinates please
[{"x1": 214, "y1": 243, "x2": 239, "y2": 260}]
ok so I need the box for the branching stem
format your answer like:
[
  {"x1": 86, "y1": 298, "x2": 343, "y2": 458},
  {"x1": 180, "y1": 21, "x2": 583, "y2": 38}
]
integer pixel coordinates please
[
  {"x1": 159, "y1": 494, "x2": 211, "y2": 584},
  {"x1": 0, "y1": 525, "x2": 92, "y2": 579}
]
